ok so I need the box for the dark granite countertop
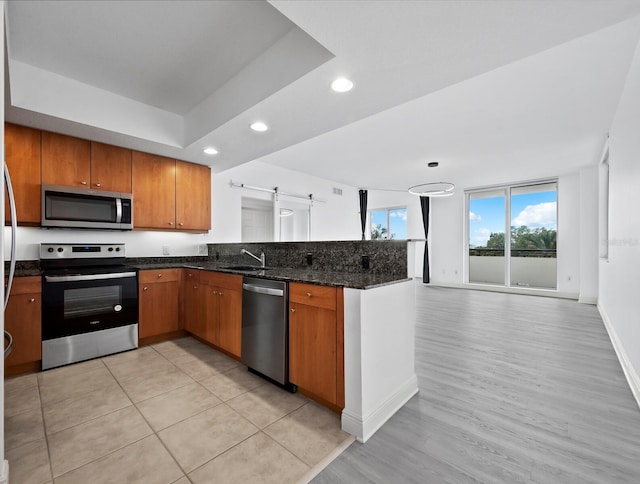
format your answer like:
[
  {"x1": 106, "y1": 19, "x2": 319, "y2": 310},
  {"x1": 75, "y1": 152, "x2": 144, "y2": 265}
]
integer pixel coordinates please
[
  {"x1": 8, "y1": 259, "x2": 410, "y2": 289},
  {"x1": 132, "y1": 261, "x2": 410, "y2": 290}
]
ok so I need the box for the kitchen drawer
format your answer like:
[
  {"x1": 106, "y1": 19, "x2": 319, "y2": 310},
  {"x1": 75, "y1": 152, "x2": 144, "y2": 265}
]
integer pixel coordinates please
[
  {"x1": 290, "y1": 282, "x2": 337, "y2": 311},
  {"x1": 5, "y1": 276, "x2": 41, "y2": 295},
  {"x1": 139, "y1": 269, "x2": 179, "y2": 284},
  {"x1": 182, "y1": 269, "x2": 201, "y2": 283},
  {"x1": 200, "y1": 271, "x2": 242, "y2": 290}
]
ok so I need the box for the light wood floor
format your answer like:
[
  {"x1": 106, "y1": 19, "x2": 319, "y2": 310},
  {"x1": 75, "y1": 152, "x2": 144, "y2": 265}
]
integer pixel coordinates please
[{"x1": 313, "y1": 285, "x2": 640, "y2": 483}]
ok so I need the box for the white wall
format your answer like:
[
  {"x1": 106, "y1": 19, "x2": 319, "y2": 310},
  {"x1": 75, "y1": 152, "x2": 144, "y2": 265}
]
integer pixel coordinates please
[
  {"x1": 579, "y1": 165, "x2": 599, "y2": 303},
  {"x1": 599, "y1": 37, "x2": 640, "y2": 402},
  {"x1": 212, "y1": 160, "x2": 361, "y2": 243}
]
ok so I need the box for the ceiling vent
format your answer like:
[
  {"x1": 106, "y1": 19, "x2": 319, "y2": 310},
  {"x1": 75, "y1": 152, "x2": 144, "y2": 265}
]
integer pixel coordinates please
[{"x1": 332, "y1": 187, "x2": 343, "y2": 196}]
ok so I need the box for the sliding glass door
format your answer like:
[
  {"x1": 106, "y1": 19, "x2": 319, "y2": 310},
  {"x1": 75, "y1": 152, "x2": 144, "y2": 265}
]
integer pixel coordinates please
[{"x1": 467, "y1": 181, "x2": 557, "y2": 289}]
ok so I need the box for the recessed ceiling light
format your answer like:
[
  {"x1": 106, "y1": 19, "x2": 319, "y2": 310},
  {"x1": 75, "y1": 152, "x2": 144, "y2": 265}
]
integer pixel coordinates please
[
  {"x1": 250, "y1": 121, "x2": 269, "y2": 132},
  {"x1": 203, "y1": 147, "x2": 218, "y2": 155},
  {"x1": 331, "y1": 77, "x2": 354, "y2": 93}
]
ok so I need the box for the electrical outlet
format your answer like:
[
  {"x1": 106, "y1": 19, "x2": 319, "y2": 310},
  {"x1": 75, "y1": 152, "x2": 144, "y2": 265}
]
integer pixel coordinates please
[
  {"x1": 306, "y1": 252, "x2": 313, "y2": 265},
  {"x1": 197, "y1": 244, "x2": 208, "y2": 256},
  {"x1": 362, "y1": 255, "x2": 370, "y2": 270},
  {"x1": 162, "y1": 245, "x2": 170, "y2": 255}
]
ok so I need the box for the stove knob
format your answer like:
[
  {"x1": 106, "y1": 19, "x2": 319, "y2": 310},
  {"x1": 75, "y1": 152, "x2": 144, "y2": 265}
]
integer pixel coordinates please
[
  {"x1": 47, "y1": 248, "x2": 54, "y2": 253},
  {"x1": 57, "y1": 247, "x2": 64, "y2": 253},
  {"x1": 108, "y1": 247, "x2": 114, "y2": 252},
  {"x1": 115, "y1": 247, "x2": 121, "y2": 252}
]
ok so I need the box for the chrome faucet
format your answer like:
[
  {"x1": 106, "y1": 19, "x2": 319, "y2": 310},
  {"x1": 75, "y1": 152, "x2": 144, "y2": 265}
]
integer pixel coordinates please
[{"x1": 241, "y1": 248, "x2": 266, "y2": 268}]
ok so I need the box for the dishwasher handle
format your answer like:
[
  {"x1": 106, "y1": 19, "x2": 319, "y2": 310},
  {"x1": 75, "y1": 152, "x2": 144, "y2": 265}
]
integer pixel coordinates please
[{"x1": 242, "y1": 283, "x2": 284, "y2": 297}]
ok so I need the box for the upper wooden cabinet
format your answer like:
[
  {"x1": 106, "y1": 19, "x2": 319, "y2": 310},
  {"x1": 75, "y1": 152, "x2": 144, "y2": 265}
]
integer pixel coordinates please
[
  {"x1": 132, "y1": 151, "x2": 176, "y2": 230},
  {"x1": 176, "y1": 160, "x2": 211, "y2": 231},
  {"x1": 41, "y1": 131, "x2": 91, "y2": 187},
  {"x1": 132, "y1": 153, "x2": 211, "y2": 232},
  {"x1": 90, "y1": 142, "x2": 132, "y2": 192},
  {"x1": 4, "y1": 123, "x2": 41, "y2": 225}
]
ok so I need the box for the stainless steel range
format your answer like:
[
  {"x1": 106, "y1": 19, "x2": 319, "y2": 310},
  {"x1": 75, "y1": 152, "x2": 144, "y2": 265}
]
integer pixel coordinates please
[{"x1": 40, "y1": 243, "x2": 139, "y2": 370}]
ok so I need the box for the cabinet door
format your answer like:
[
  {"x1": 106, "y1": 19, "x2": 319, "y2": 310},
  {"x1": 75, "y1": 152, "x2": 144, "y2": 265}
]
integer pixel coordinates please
[
  {"x1": 218, "y1": 287, "x2": 242, "y2": 357},
  {"x1": 203, "y1": 284, "x2": 220, "y2": 346},
  {"x1": 132, "y1": 151, "x2": 176, "y2": 230},
  {"x1": 175, "y1": 160, "x2": 211, "y2": 231},
  {"x1": 139, "y1": 281, "x2": 179, "y2": 339},
  {"x1": 289, "y1": 303, "x2": 337, "y2": 404},
  {"x1": 90, "y1": 142, "x2": 132, "y2": 192},
  {"x1": 184, "y1": 283, "x2": 206, "y2": 340},
  {"x1": 42, "y1": 131, "x2": 91, "y2": 187},
  {"x1": 4, "y1": 123, "x2": 41, "y2": 225},
  {"x1": 4, "y1": 292, "x2": 41, "y2": 368}
]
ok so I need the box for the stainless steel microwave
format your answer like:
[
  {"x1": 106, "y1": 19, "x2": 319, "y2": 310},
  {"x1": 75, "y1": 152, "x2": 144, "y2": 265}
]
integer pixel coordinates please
[{"x1": 41, "y1": 184, "x2": 133, "y2": 230}]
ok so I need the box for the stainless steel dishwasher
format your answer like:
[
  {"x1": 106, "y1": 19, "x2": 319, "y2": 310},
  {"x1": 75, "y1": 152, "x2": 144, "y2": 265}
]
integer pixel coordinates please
[{"x1": 241, "y1": 276, "x2": 294, "y2": 390}]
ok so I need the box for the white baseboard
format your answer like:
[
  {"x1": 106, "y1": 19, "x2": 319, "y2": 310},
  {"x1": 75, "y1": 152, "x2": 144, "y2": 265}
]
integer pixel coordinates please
[
  {"x1": 598, "y1": 303, "x2": 640, "y2": 410},
  {"x1": 426, "y1": 280, "x2": 579, "y2": 300},
  {"x1": 0, "y1": 460, "x2": 8, "y2": 484},
  {"x1": 578, "y1": 295, "x2": 598, "y2": 305},
  {"x1": 342, "y1": 374, "x2": 419, "y2": 443}
]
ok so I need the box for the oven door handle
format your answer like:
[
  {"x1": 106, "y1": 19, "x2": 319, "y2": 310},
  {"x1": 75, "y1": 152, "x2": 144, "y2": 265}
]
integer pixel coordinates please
[{"x1": 44, "y1": 272, "x2": 137, "y2": 283}]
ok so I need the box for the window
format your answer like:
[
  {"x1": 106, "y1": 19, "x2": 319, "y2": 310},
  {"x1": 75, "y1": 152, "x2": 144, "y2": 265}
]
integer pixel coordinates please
[
  {"x1": 467, "y1": 181, "x2": 557, "y2": 289},
  {"x1": 370, "y1": 207, "x2": 407, "y2": 240}
]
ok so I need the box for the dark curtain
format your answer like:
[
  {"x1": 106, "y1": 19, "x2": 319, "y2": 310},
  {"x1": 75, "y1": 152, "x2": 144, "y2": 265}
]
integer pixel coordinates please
[
  {"x1": 359, "y1": 189, "x2": 368, "y2": 240},
  {"x1": 420, "y1": 196, "x2": 430, "y2": 283}
]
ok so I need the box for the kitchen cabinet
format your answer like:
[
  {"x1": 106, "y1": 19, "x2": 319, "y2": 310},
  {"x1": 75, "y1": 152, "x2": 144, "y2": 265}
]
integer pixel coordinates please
[
  {"x1": 42, "y1": 131, "x2": 91, "y2": 187},
  {"x1": 132, "y1": 152, "x2": 176, "y2": 230},
  {"x1": 200, "y1": 271, "x2": 242, "y2": 358},
  {"x1": 138, "y1": 269, "x2": 180, "y2": 343},
  {"x1": 5, "y1": 276, "x2": 42, "y2": 376},
  {"x1": 4, "y1": 123, "x2": 42, "y2": 226},
  {"x1": 90, "y1": 142, "x2": 132, "y2": 192},
  {"x1": 182, "y1": 270, "x2": 207, "y2": 340},
  {"x1": 176, "y1": 160, "x2": 211, "y2": 231},
  {"x1": 289, "y1": 282, "x2": 345, "y2": 409}
]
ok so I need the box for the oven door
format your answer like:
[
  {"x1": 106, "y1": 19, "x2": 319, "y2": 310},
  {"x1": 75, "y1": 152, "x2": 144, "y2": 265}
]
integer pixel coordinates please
[{"x1": 42, "y1": 270, "x2": 138, "y2": 340}]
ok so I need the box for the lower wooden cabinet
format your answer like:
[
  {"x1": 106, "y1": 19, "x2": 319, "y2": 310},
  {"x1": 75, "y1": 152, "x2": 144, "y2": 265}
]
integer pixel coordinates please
[
  {"x1": 5, "y1": 276, "x2": 42, "y2": 376},
  {"x1": 200, "y1": 271, "x2": 242, "y2": 358},
  {"x1": 289, "y1": 282, "x2": 344, "y2": 409},
  {"x1": 138, "y1": 269, "x2": 179, "y2": 341}
]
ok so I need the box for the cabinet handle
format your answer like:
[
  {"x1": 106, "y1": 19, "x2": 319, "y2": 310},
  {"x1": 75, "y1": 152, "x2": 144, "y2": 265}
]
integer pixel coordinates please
[
  {"x1": 179, "y1": 222, "x2": 184, "y2": 226},
  {"x1": 213, "y1": 290, "x2": 218, "y2": 295},
  {"x1": 193, "y1": 285, "x2": 198, "y2": 289},
  {"x1": 188, "y1": 273, "x2": 192, "y2": 277},
  {"x1": 143, "y1": 286, "x2": 148, "y2": 291},
  {"x1": 290, "y1": 308, "x2": 296, "y2": 313},
  {"x1": 306, "y1": 292, "x2": 312, "y2": 297},
  {"x1": 219, "y1": 291, "x2": 224, "y2": 296},
  {"x1": 29, "y1": 298, "x2": 35, "y2": 303},
  {"x1": 81, "y1": 181, "x2": 87, "y2": 185},
  {"x1": 95, "y1": 183, "x2": 101, "y2": 187},
  {"x1": 157, "y1": 273, "x2": 162, "y2": 278},
  {"x1": 168, "y1": 222, "x2": 174, "y2": 226}
]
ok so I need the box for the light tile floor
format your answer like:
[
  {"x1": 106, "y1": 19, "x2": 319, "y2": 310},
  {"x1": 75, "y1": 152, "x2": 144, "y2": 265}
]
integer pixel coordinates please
[{"x1": 4, "y1": 337, "x2": 353, "y2": 484}]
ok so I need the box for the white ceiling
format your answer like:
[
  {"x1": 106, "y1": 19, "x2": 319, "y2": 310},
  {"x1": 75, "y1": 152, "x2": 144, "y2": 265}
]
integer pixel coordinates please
[{"x1": 5, "y1": 0, "x2": 640, "y2": 191}]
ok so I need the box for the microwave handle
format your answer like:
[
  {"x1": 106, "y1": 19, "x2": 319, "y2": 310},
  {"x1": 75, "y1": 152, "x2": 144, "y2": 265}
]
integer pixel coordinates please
[{"x1": 116, "y1": 198, "x2": 122, "y2": 223}]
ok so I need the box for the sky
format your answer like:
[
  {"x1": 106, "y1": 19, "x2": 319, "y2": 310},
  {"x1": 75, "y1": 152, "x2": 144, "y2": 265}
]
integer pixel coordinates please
[{"x1": 469, "y1": 190, "x2": 557, "y2": 247}]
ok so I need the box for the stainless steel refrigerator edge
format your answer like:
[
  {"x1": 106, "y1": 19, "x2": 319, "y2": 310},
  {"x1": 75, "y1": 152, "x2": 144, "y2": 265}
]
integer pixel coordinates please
[{"x1": 241, "y1": 277, "x2": 289, "y2": 386}]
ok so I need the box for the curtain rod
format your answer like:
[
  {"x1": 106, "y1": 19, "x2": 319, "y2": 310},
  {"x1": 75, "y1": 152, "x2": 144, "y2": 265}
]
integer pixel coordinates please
[{"x1": 230, "y1": 180, "x2": 327, "y2": 203}]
